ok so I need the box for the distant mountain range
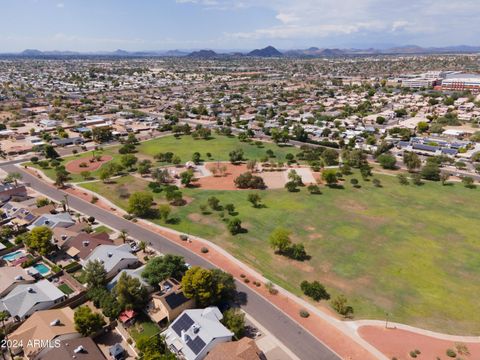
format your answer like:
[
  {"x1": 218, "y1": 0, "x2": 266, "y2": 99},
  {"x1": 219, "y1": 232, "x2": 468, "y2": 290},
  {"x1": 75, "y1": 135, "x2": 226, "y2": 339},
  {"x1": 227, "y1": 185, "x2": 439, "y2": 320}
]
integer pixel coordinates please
[{"x1": 2, "y1": 44, "x2": 480, "y2": 58}]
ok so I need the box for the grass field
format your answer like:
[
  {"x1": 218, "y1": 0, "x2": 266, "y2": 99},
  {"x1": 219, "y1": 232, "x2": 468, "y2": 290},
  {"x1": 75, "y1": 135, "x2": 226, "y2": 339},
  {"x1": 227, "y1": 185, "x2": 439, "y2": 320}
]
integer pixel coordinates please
[
  {"x1": 27, "y1": 134, "x2": 298, "y2": 183},
  {"x1": 82, "y1": 171, "x2": 480, "y2": 335}
]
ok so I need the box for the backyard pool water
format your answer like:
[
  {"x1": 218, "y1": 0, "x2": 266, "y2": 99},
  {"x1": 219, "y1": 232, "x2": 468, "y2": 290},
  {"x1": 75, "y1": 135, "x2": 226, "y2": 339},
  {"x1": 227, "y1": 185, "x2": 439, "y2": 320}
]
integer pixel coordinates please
[
  {"x1": 1, "y1": 250, "x2": 25, "y2": 262},
  {"x1": 33, "y1": 263, "x2": 50, "y2": 275}
]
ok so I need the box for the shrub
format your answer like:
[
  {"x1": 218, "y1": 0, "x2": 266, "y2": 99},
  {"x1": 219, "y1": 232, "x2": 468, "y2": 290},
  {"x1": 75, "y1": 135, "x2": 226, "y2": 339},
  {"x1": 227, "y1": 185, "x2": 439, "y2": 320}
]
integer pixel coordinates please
[
  {"x1": 446, "y1": 349, "x2": 456, "y2": 358},
  {"x1": 300, "y1": 280, "x2": 330, "y2": 301},
  {"x1": 299, "y1": 310, "x2": 310, "y2": 318},
  {"x1": 265, "y1": 281, "x2": 278, "y2": 295},
  {"x1": 240, "y1": 274, "x2": 246, "y2": 278},
  {"x1": 91, "y1": 196, "x2": 98, "y2": 204},
  {"x1": 244, "y1": 278, "x2": 250, "y2": 283},
  {"x1": 200, "y1": 247, "x2": 209, "y2": 253},
  {"x1": 180, "y1": 234, "x2": 189, "y2": 241},
  {"x1": 409, "y1": 350, "x2": 417, "y2": 358}
]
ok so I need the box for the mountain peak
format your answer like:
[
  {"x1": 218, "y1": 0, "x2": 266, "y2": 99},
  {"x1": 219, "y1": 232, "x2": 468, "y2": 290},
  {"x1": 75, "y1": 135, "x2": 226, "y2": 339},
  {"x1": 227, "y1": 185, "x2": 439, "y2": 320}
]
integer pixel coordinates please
[{"x1": 247, "y1": 46, "x2": 282, "y2": 57}]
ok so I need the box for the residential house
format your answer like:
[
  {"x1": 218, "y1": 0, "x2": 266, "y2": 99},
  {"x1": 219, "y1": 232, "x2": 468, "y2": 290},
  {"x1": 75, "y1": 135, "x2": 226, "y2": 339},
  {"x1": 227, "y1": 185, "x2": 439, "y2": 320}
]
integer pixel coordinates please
[
  {"x1": 9, "y1": 307, "x2": 78, "y2": 358},
  {"x1": 163, "y1": 307, "x2": 233, "y2": 360},
  {"x1": 34, "y1": 337, "x2": 106, "y2": 360},
  {"x1": 82, "y1": 244, "x2": 139, "y2": 278},
  {"x1": 0, "y1": 279, "x2": 67, "y2": 321},
  {"x1": 206, "y1": 338, "x2": 264, "y2": 360},
  {"x1": 0, "y1": 266, "x2": 35, "y2": 297},
  {"x1": 61, "y1": 231, "x2": 113, "y2": 260},
  {"x1": 149, "y1": 278, "x2": 195, "y2": 324},
  {"x1": 28, "y1": 212, "x2": 75, "y2": 230},
  {"x1": 0, "y1": 183, "x2": 28, "y2": 203}
]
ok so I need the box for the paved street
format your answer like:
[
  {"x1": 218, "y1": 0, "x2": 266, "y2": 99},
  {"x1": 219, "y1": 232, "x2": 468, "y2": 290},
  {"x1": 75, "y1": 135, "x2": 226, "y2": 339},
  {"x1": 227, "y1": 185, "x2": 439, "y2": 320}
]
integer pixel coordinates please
[{"x1": 0, "y1": 163, "x2": 340, "y2": 360}]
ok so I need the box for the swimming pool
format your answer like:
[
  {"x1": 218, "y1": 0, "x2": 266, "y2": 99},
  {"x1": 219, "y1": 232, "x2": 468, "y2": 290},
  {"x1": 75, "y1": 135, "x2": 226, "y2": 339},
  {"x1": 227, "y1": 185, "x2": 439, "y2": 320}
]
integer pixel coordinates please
[
  {"x1": 33, "y1": 263, "x2": 50, "y2": 275},
  {"x1": 1, "y1": 250, "x2": 25, "y2": 262}
]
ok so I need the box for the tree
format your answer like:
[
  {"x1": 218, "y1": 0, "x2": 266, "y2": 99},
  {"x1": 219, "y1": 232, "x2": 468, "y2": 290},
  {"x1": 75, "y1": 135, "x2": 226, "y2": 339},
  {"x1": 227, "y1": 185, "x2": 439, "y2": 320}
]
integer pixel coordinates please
[
  {"x1": 181, "y1": 267, "x2": 236, "y2": 306},
  {"x1": 284, "y1": 181, "x2": 298, "y2": 192},
  {"x1": 224, "y1": 203, "x2": 235, "y2": 215},
  {"x1": 84, "y1": 259, "x2": 107, "y2": 289},
  {"x1": 412, "y1": 173, "x2": 423, "y2": 185},
  {"x1": 331, "y1": 295, "x2": 354, "y2": 318},
  {"x1": 158, "y1": 204, "x2": 171, "y2": 222},
  {"x1": 372, "y1": 178, "x2": 382, "y2": 187},
  {"x1": 25, "y1": 226, "x2": 53, "y2": 255},
  {"x1": 118, "y1": 229, "x2": 128, "y2": 243},
  {"x1": 421, "y1": 163, "x2": 441, "y2": 181},
  {"x1": 4, "y1": 172, "x2": 22, "y2": 186},
  {"x1": 152, "y1": 168, "x2": 171, "y2": 184},
  {"x1": 74, "y1": 306, "x2": 105, "y2": 336},
  {"x1": 417, "y1": 121, "x2": 429, "y2": 133},
  {"x1": 138, "y1": 159, "x2": 152, "y2": 176},
  {"x1": 121, "y1": 154, "x2": 138, "y2": 171},
  {"x1": 247, "y1": 193, "x2": 262, "y2": 208},
  {"x1": 269, "y1": 227, "x2": 292, "y2": 254},
  {"x1": 141, "y1": 254, "x2": 188, "y2": 286},
  {"x1": 462, "y1": 176, "x2": 475, "y2": 188},
  {"x1": 114, "y1": 272, "x2": 148, "y2": 311},
  {"x1": 44, "y1": 145, "x2": 59, "y2": 159},
  {"x1": 222, "y1": 308, "x2": 245, "y2": 339},
  {"x1": 208, "y1": 196, "x2": 221, "y2": 211},
  {"x1": 246, "y1": 159, "x2": 257, "y2": 172},
  {"x1": 128, "y1": 191, "x2": 153, "y2": 217},
  {"x1": 403, "y1": 151, "x2": 421, "y2": 172},
  {"x1": 377, "y1": 153, "x2": 397, "y2": 170},
  {"x1": 321, "y1": 169, "x2": 338, "y2": 186},
  {"x1": 180, "y1": 170, "x2": 194, "y2": 187},
  {"x1": 321, "y1": 149, "x2": 339, "y2": 166},
  {"x1": 397, "y1": 174, "x2": 409, "y2": 185},
  {"x1": 234, "y1": 172, "x2": 265, "y2": 189},
  {"x1": 440, "y1": 172, "x2": 450, "y2": 186},
  {"x1": 307, "y1": 184, "x2": 321, "y2": 194},
  {"x1": 227, "y1": 218, "x2": 242, "y2": 235},
  {"x1": 137, "y1": 335, "x2": 174, "y2": 360},
  {"x1": 54, "y1": 168, "x2": 70, "y2": 187},
  {"x1": 229, "y1": 149, "x2": 244, "y2": 164},
  {"x1": 288, "y1": 170, "x2": 303, "y2": 186},
  {"x1": 192, "y1": 152, "x2": 201, "y2": 165},
  {"x1": 300, "y1": 280, "x2": 330, "y2": 301}
]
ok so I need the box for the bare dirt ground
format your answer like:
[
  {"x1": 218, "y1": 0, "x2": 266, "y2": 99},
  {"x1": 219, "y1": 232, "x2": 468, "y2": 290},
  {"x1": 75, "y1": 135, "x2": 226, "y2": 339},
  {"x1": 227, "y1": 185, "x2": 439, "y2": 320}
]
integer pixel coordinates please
[
  {"x1": 196, "y1": 162, "x2": 249, "y2": 190},
  {"x1": 359, "y1": 325, "x2": 480, "y2": 360},
  {"x1": 65, "y1": 155, "x2": 113, "y2": 174}
]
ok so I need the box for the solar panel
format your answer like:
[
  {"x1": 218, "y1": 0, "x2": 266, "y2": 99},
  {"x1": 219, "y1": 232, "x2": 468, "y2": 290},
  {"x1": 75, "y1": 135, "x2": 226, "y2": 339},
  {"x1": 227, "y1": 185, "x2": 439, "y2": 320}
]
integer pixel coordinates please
[
  {"x1": 187, "y1": 336, "x2": 206, "y2": 355},
  {"x1": 172, "y1": 314, "x2": 194, "y2": 336}
]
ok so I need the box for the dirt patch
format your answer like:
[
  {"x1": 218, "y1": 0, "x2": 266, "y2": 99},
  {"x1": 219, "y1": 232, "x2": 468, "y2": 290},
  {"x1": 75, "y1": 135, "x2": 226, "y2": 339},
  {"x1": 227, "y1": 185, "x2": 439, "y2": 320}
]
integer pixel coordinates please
[
  {"x1": 339, "y1": 199, "x2": 368, "y2": 212},
  {"x1": 66, "y1": 155, "x2": 113, "y2": 174},
  {"x1": 260, "y1": 170, "x2": 287, "y2": 189},
  {"x1": 196, "y1": 162, "x2": 249, "y2": 190},
  {"x1": 359, "y1": 325, "x2": 480, "y2": 360}
]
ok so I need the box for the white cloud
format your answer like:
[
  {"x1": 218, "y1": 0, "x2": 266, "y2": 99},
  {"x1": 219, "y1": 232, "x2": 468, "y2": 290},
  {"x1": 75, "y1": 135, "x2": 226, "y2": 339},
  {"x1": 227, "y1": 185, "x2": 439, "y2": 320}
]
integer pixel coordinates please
[
  {"x1": 186, "y1": 0, "x2": 480, "y2": 46},
  {"x1": 56, "y1": 2, "x2": 64, "y2": 8}
]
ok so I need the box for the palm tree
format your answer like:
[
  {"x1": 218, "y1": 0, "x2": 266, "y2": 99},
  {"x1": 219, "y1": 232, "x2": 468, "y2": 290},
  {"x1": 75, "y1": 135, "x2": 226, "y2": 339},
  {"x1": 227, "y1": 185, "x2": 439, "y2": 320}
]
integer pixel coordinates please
[
  {"x1": 139, "y1": 241, "x2": 147, "y2": 253},
  {"x1": 118, "y1": 229, "x2": 128, "y2": 244}
]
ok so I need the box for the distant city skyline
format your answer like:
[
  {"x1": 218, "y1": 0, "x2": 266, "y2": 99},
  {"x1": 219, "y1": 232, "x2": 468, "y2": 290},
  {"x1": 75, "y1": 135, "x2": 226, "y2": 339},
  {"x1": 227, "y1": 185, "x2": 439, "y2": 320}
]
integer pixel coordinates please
[{"x1": 1, "y1": 0, "x2": 480, "y2": 52}]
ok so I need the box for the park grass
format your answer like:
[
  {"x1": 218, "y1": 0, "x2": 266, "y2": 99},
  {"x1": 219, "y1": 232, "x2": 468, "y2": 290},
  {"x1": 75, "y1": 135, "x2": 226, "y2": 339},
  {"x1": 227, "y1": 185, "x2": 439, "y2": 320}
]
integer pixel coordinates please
[
  {"x1": 136, "y1": 134, "x2": 298, "y2": 163},
  {"x1": 82, "y1": 172, "x2": 480, "y2": 335},
  {"x1": 27, "y1": 134, "x2": 298, "y2": 183}
]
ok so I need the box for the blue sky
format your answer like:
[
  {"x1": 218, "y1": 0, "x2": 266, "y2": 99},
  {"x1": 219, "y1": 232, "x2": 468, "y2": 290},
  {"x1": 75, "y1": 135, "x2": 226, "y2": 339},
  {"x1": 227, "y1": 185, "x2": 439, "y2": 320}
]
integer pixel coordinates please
[{"x1": 1, "y1": 0, "x2": 479, "y2": 51}]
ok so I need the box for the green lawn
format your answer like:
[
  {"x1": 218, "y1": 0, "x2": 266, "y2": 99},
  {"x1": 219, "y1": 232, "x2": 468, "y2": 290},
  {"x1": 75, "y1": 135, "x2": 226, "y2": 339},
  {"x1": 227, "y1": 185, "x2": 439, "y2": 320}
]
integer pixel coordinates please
[
  {"x1": 94, "y1": 225, "x2": 114, "y2": 234},
  {"x1": 58, "y1": 283, "x2": 74, "y2": 295},
  {"x1": 27, "y1": 134, "x2": 298, "y2": 183},
  {"x1": 128, "y1": 313, "x2": 161, "y2": 342},
  {"x1": 82, "y1": 172, "x2": 480, "y2": 335},
  {"x1": 136, "y1": 134, "x2": 298, "y2": 163}
]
